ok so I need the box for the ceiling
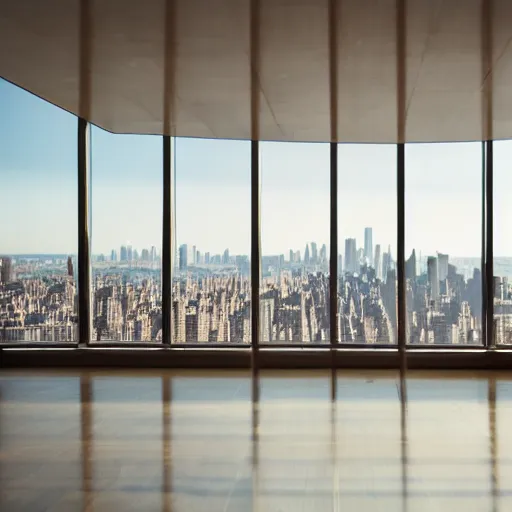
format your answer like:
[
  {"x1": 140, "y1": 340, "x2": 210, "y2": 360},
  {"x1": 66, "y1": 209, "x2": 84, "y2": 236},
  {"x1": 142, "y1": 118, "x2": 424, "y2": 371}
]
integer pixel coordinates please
[{"x1": 0, "y1": 0, "x2": 510, "y2": 143}]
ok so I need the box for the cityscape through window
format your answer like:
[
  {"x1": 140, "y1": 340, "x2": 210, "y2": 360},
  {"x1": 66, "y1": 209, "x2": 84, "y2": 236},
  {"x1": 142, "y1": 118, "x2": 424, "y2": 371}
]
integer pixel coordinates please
[
  {"x1": 173, "y1": 138, "x2": 251, "y2": 343},
  {"x1": 0, "y1": 79, "x2": 78, "y2": 342},
  {"x1": 405, "y1": 143, "x2": 482, "y2": 345},
  {"x1": 260, "y1": 142, "x2": 330, "y2": 343},
  {"x1": 1, "y1": 78, "x2": 509, "y2": 347},
  {"x1": 494, "y1": 140, "x2": 512, "y2": 345},
  {"x1": 90, "y1": 127, "x2": 163, "y2": 342},
  {"x1": 337, "y1": 144, "x2": 397, "y2": 344}
]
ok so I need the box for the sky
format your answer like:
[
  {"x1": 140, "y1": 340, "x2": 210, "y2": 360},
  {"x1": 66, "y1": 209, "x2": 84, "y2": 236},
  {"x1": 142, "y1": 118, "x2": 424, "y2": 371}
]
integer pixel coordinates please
[{"x1": 1, "y1": 77, "x2": 511, "y2": 258}]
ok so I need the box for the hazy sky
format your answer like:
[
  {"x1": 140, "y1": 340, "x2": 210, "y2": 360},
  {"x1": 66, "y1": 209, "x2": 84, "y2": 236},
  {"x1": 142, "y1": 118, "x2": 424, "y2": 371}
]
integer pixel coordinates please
[{"x1": 1, "y1": 77, "x2": 511, "y2": 258}]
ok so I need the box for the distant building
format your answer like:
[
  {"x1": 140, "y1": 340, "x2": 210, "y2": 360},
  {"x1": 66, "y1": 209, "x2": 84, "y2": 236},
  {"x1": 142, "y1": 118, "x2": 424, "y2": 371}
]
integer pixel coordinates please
[
  {"x1": 67, "y1": 256, "x2": 74, "y2": 278},
  {"x1": 311, "y1": 242, "x2": 318, "y2": 264},
  {"x1": 374, "y1": 244, "x2": 381, "y2": 279},
  {"x1": 438, "y1": 253, "x2": 449, "y2": 282},
  {"x1": 179, "y1": 244, "x2": 188, "y2": 270},
  {"x1": 0, "y1": 257, "x2": 13, "y2": 284},
  {"x1": 344, "y1": 238, "x2": 357, "y2": 274},
  {"x1": 406, "y1": 249, "x2": 416, "y2": 280},
  {"x1": 120, "y1": 246, "x2": 128, "y2": 261},
  {"x1": 304, "y1": 244, "x2": 310, "y2": 264},
  {"x1": 364, "y1": 227, "x2": 373, "y2": 266},
  {"x1": 427, "y1": 256, "x2": 439, "y2": 304}
]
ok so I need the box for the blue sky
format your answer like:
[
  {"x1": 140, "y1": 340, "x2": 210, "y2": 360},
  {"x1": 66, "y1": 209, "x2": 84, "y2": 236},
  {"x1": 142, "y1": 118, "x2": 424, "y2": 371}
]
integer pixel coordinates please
[{"x1": 0, "y1": 77, "x2": 510, "y2": 258}]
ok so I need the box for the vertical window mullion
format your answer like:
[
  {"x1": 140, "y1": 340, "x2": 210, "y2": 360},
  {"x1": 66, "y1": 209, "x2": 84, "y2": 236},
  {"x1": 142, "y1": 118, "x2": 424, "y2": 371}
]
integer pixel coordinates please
[
  {"x1": 162, "y1": 136, "x2": 173, "y2": 345},
  {"x1": 78, "y1": 118, "x2": 91, "y2": 345},
  {"x1": 486, "y1": 139, "x2": 494, "y2": 348}
]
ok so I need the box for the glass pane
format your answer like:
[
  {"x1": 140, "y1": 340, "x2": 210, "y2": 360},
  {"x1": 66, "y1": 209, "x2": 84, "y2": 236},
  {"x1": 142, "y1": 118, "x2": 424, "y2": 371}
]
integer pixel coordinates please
[
  {"x1": 494, "y1": 141, "x2": 512, "y2": 345},
  {"x1": 405, "y1": 143, "x2": 482, "y2": 345},
  {"x1": 260, "y1": 142, "x2": 330, "y2": 344},
  {"x1": 172, "y1": 138, "x2": 251, "y2": 344},
  {"x1": 338, "y1": 144, "x2": 397, "y2": 344},
  {"x1": 0, "y1": 79, "x2": 78, "y2": 342},
  {"x1": 90, "y1": 127, "x2": 162, "y2": 342}
]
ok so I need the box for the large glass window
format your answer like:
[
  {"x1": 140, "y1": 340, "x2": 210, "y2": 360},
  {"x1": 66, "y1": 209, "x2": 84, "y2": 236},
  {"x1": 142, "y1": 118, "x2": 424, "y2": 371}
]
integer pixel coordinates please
[
  {"x1": 405, "y1": 143, "x2": 482, "y2": 345},
  {"x1": 172, "y1": 138, "x2": 251, "y2": 344},
  {"x1": 260, "y1": 142, "x2": 330, "y2": 344},
  {"x1": 0, "y1": 79, "x2": 78, "y2": 342},
  {"x1": 338, "y1": 144, "x2": 397, "y2": 344},
  {"x1": 90, "y1": 127, "x2": 162, "y2": 342},
  {"x1": 493, "y1": 140, "x2": 512, "y2": 345}
]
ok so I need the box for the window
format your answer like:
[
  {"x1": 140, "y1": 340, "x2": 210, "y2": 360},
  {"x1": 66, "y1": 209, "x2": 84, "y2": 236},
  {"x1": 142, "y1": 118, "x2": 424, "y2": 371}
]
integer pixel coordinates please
[
  {"x1": 172, "y1": 138, "x2": 251, "y2": 343},
  {"x1": 405, "y1": 143, "x2": 482, "y2": 345},
  {"x1": 90, "y1": 127, "x2": 162, "y2": 342},
  {"x1": 493, "y1": 140, "x2": 512, "y2": 345},
  {"x1": 338, "y1": 144, "x2": 397, "y2": 344},
  {"x1": 0, "y1": 79, "x2": 78, "y2": 342},
  {"x1": 260, "y1": 142, "x2": 330, "y2": 343}
]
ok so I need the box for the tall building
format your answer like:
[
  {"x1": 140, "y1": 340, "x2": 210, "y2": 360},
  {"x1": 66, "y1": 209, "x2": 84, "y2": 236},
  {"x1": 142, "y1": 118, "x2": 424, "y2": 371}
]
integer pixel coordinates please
[
  {"x1": 67, "y1": 256, "x2": 74, "y2": 278},
  {"x1": 150, "y1": 246, "x2": 157, "y2": 262},
  {"x1": 319, "y1": 244, "x2": 327, "y2": 263},
  {"x1": 133, "y1": 249, "x2": 139, "y2": 261},
  {"x1": 427, "y1": 256, "x2": 439, "y2": 304},
  {"x1": 192, "y1": 245, "x2": 197, "y2": 265},
  {"x1": 179, "y1": 244, "x2": 188, "y2": 270},
  {"x1": 289, "y1": 249, "x2": 294, "y2": 263},
  {"x1": 205, "y1": 252, "x2": 210, "y2": 265},
  {"x1": 311, "y1": 242, "x2": 318, "y2": 264},
  {"x1": 364, "y1": 227, "x2": 373, "y2": 266},
  {"x1": 223, "y1": 248, "x2": 230, "y2": 265},
  {"x1": 438, "y1": 253, "x2": 449, "y2": 281},
  {"x1": 111, "y1": 249, "x2": 117, "y2": 262},
  {"x1": 127, "y1": 245, "x2": 133, "y2": 262},
  {"x1": 120, "y1": 246, "x2": 128, "y2": 261},
  {"x1": 374, "y1": 244, "x2": 381, "y2": 279},
  {"x1": 304, "y1": 244, "x2": 310, "y2": 264},
  {"x1": 406, "y1": 249, "x2": 416, "y2": 280},
  {"x1": 0, "y1": 257, "x2": 13, "y2": 284},
  {"x1": 344, "y1": 238, "x2": 357, "y2": 274}
]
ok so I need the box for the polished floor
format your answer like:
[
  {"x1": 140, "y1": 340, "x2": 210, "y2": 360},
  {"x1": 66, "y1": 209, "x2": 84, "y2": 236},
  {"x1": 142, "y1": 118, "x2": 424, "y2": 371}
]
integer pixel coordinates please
[{"x1": 0, "y1": 368, "x2": 509, "y2": 511}]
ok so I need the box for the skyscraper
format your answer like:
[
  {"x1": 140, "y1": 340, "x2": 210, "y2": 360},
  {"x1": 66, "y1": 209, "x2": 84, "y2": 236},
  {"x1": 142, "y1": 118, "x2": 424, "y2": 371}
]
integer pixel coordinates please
[
  {"x1": 364, "y1": 227, "x2": 373, "y2": 266},
  {"x1": 437, "y1": 253, "x2": 449, "y2": 282},
  {"x1": 120, "y1": 246, "x2": 128, "y2": 261},
  {"x1": 223, "y1": 248, "x2": 230, "y2": 265},
  {"x1": 319, "y1": 244, "x2": 327, "y2": 263},
  {"x1": 289, "y1": 249, "x2": 294, "y2": 263},
  {"x1": 0, "y1": 257, "x2": 12, "y2": 284},
  {"x1": 205, "y1": 252, "x2": 210, "y2": 265},
  {"x1": 344, "y1": 238, "x2": 357, "y2": 274},
  {"x1": 406, "y1": 249, "x2": 416, "y2": 280},
  {"x1": 67, "y1": 256, "x2": 74, "y2": 278},
  {"x1": 150, "y1": 246, "x2": 157, "y2": 263},
  {"x1": 304, "y1": 244, "x2": 310, "y2": 264},
  {"x1": 192, "y1": 245, "x2": 197, "y2": 265},
  {"x1": 374, "y1": 244, "x2": 381, "y2": 279},
  {"x1": 111, "y1": 249, "x2": 117, "y2": 262},
  {"x1": 311, "y1": 242, "x2": 318, "y2": 264},
  {"x1": 427, "y1": 256, "x2": 439, "y2": 304},
  {"x1": 127, "y1": 245, "x2": 133, "y2": 262},
  {"x1": 179, "y1": 244, "x2": 188, "y2": 270}
]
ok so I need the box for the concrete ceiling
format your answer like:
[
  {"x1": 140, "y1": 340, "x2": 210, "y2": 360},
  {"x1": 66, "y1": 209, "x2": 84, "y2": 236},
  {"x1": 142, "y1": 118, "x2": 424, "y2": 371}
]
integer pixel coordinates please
[{"x1": 0, "y1": 0, "x2": 510, "y2": 143}]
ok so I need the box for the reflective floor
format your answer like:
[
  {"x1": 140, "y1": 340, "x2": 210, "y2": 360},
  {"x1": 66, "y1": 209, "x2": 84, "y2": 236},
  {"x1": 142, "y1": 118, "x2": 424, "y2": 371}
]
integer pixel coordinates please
[{"x1": 0, "y1": 368, "x2": 509, "y2": 511}]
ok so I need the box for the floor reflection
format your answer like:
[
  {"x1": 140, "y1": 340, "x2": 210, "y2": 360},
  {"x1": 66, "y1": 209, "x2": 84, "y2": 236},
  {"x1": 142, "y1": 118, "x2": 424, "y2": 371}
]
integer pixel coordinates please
[{"x1": 0, "y1": 368, "x2": 507, "y2": 511}]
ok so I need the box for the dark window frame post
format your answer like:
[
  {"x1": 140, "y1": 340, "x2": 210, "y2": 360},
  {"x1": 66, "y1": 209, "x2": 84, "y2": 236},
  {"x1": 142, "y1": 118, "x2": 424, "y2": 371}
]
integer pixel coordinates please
[
  {"x1": 77, "y1": 118, "x2": 91, "y2": 345},
  {"x1": 162, "y1": 136, "x2": 173, "y2": 345}
]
